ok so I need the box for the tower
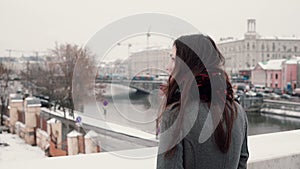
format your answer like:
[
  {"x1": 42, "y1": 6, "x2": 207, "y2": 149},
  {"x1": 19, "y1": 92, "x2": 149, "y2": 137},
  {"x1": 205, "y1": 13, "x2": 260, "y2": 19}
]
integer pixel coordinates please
[{"x1": 247, "y1": 19, "x2": 256, "y2": 33}]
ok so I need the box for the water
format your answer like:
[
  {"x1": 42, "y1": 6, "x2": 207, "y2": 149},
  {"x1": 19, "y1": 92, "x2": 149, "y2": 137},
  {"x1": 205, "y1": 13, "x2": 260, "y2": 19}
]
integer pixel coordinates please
[
  {"x1": 89, "y1": 83, "x2": 300, "y2": 136},
  {"x1": 84, "y1": 84, "x2": 161, "y2": 134},
  {"x1": 247, "y1": 112, "x2": 300, "y2": 135}
]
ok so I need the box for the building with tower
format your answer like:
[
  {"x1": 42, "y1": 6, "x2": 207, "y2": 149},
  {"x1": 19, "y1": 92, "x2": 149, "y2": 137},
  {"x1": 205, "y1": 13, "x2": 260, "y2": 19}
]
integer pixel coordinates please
[{"x1": 217, "y1": 19, "x2": 300, "y2": 75}]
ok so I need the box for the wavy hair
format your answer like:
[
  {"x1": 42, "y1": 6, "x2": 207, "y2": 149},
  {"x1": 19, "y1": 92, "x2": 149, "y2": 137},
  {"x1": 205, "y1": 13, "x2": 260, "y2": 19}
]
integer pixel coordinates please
[{"x1": 158, "y1": 34, "x2": 237, "y2": 158}]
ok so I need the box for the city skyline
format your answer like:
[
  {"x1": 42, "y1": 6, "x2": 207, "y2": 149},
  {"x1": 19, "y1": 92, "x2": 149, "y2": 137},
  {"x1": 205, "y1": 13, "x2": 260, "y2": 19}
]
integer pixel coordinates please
[{"x1": 1, "y1": 0, "x2": 300, "y2": 57}]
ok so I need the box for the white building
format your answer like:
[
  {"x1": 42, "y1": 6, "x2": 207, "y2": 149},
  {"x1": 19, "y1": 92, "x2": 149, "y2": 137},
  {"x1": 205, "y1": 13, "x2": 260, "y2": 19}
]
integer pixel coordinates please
[
  {"x1": 127, "y1": 47, "x2": 170, "y2": 77},
  {"x1": 217, "y1": 19, "x2": 300, "y2": 74}
]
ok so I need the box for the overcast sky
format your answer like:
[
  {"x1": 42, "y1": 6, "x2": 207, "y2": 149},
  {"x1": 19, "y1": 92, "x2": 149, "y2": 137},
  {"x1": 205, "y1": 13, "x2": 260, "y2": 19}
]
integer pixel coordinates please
[{"x1": 1, "y1": 0, "x2": 300, "y2": 57}]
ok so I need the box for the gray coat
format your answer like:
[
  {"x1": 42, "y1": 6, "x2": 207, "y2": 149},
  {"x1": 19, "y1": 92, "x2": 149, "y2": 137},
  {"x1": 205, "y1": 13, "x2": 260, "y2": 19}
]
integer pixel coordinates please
[{"x1": 156, "y1": 101, "x2": 249, "y2": 169}]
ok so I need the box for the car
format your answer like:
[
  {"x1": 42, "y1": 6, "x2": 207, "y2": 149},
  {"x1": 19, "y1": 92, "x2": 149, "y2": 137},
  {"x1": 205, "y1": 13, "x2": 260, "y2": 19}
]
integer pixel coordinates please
[
  {"x1": 245, "y1": 91, "x2": 257, "y2": 97},
  {"x1": 281, "y1": 94, "x2": 291, "y2": 100},
  {"x1": 269, "y1": 93, "x2": 280, "y2": 100},
  {"x1": 235, "y1": 90, "x2": 244, "y2": 96},
  {"x1": 256, "y1": 92, "x2": 270, "y2": 98},
  {"x1": 286, "y1": 90, "x2": 296, "y2": 96},
  {"x1": 253, "y1": 85, "x2": 265, "y2": 92},
  {"x1": 273, "y1": 88, "x2": 283, "y2": 95},
  {"x1": 155, "y1": 73, "x2": 169, "y2": 81},
  {"x1": 295, "y1": 88, "x2": 300, "y2": 96},
  {"x1": 235, "y1": 84, "x2": 249, "y2": 93},
  {"x1": 263, "y1": 87, "x2": 273, "y2": 93}
]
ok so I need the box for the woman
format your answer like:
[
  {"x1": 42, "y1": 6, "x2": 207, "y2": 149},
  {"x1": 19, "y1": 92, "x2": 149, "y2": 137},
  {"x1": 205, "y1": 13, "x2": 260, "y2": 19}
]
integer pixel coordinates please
[{"x1": 156, "y1": 34, "x2": 249, "y2": 169}]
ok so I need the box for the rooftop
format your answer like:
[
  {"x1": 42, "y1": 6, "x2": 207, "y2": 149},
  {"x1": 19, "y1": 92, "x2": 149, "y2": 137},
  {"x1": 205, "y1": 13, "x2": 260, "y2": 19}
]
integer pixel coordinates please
[{"x1": 258, "y1": 59, "x2": 286, "y2": 70}]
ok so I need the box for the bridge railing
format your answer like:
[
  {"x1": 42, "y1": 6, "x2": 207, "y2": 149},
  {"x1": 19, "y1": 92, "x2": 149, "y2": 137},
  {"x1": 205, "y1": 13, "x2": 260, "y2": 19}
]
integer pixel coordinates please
[{"x1": 1, "y1": 129, "x2": 300, "y2": 169}]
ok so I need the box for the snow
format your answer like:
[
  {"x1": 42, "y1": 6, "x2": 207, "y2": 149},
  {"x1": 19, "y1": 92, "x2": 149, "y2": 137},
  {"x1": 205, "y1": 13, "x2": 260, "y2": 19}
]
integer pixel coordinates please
[
  {"x1": 261, "y1": 108, "x2": 300, "y2": 118},
  {"x1": 16, "y1": 121, "x2": 25, "y2": 128},
  {"x1": 0, "y1": 133, "x2": 46, "y2": 162},
  {"x1": 84, "y1": 130, "x2": 98, "y2": 138},
  {"x1": 284, "y1": 57, "x2": 300, "y2": 64},
  {"x1": 78, "y1": 115, "x2": 157, "y2": 141},
  {"x1": 217, "y1": 37, "x2": 243, "y2": 44},
  {"x1": 131, "y1": 46, "x2": 170, "y2": 54},
  {"x1": 67, "y1": 130, "x2": 82, "y2": 137},
  {"x1": 27, "y1": 104, "x2": 42, "y2": 107},
  {"x1": 11, "y1": 100, "x2": 23, "y2": 103},
  {"x1": 41, "y1": 107, "x2": 157, "y2": 141},
  {"x1": 259, "y1": 36, "x2": 300, "y2": 40},
  {"x1": 258, "y1": 59, "x2": 286, "y2": 70},
  {"x1": 1, "y1": 130, "x2": 300, "y2": 169},
  {"x1": 36, "y1": 128, "x2": 49, "y2": 138},
  {"x1": 46, "y1": 118, "x2": 60, "y2": 124}
]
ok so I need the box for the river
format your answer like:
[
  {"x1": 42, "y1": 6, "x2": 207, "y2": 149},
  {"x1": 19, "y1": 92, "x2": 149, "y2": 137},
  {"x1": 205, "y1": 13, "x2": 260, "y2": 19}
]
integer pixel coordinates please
[{"x1": 85, "y1": 84, "x2": 300, "y2": 136}]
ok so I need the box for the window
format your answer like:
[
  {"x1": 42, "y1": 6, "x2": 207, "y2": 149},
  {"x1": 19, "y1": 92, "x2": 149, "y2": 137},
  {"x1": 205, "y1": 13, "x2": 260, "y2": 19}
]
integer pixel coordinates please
[
  {"x1": 262, "y1": 44, "x2": 265, "y2": 51},
  {"x1": 283, "y1": 45, "x2": 287, "y2": 51},
  {"x1": 272, "y1": 43, "x2": 276, "y2": 51},
  {"x1": 252, "y1": 44, "x2": 255, "y2": 50},
  {"x1": 295, "y1": 46, "x2": 298, "y2": 52},
  {"x1": 275, "y1": 83, "x2": 278, "y2": 88},
  {"x1": 247, "y1": 43, "x2": 250, "y2": 50},
  {"x1": 275, "y1": 74, "x2": 278, "y2": 79},
  {"x1": 271, "y1": 73, "x2": 273, "y2": 79}
]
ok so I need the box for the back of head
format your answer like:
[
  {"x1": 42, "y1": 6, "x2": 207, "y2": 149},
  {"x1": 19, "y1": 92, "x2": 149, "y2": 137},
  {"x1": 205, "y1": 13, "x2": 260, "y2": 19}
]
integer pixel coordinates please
[{"x1": 161, "y1": 34, "x2": 237, "y2": 157}]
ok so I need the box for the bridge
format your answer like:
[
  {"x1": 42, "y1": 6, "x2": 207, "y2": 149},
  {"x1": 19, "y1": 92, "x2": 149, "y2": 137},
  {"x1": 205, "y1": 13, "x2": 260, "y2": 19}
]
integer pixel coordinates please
[{"x1": 96, "y1": 79, "x2": 164, "y2": 93}]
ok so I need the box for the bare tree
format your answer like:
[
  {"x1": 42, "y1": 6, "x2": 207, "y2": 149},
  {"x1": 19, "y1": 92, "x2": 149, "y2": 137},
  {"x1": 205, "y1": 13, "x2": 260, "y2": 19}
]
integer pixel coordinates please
[
  {"x1": 21, "y1": 43, "x2": 100, "y2": 118},
  {"x1": 0, "y1": 63, "x2": 13, "y2": 125}
]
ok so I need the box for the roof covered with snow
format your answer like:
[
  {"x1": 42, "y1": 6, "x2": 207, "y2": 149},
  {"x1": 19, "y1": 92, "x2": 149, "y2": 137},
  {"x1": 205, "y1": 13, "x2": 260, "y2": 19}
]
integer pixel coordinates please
[
  {"x1": 284, "y1": 57, "x2": 300, "y2": 64},
  {"x1": 217, "y1": 37, "x2": 243, "y2": 44},
  {"x1": 46, "y1": 118, "x2": 61, "y2": 124},
  {"x1": 10, "y1": 94, "x2": 23, "y2": 102},
  {"x1": 259, "y1": 36, "x2": 300, "y2": 40},
  {"x1": 67, "y1": 130, "x2": 83, "y2": 137},
  {"x1": 258, "y1": 59, "x2": 286, "y2": 70},
  {"x1": 25, "y1": 97, "x2": 41, "y2": 106}
]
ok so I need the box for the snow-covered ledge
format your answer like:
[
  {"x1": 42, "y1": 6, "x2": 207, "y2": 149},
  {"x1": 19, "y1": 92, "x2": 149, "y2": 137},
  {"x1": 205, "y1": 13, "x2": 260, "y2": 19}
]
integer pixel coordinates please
[{"x1": 1, "y1": 130, "x2": 300, "y2": 169}]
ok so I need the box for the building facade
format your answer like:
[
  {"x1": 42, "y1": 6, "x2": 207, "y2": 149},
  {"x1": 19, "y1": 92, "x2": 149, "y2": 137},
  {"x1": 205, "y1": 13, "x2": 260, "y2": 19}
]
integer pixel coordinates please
[
  {"x1": 252, "y1": 57, "x2": 300, "y2": 90},
  {"x1": 282, "y1": 57, "x2": 300, "y2": 90},
  {"x1": 127, "y1": 47, "x2": 170, "y2": 77},
  {"x1": 252, "y1": 59, "x2": 284, "y2": 88},
  {"x1": 217, "y1": 19, "x2": 300, "y2": 75}
]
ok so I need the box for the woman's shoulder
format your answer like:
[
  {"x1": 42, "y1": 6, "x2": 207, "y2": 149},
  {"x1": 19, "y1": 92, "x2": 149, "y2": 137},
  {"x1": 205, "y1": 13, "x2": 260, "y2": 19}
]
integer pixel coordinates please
[{"x1": 233, "y1": 101, "x2": 248, "y2": 128}]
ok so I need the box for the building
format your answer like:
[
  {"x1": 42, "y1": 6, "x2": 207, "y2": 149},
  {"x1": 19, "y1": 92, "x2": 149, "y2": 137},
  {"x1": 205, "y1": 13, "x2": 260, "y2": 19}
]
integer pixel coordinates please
[
  {"x1": 282, "y1": 57, "x2": 300, "y2": 90},
  {"x1": 217, "y1": 19, "x2": 300, "y2": 75},
  {"x1": 252, "y1": 57, "x2": 300, "y2": 90},
  {"x1": 252, "y1": 59, "x2": 284, "y2": 88},
  {"x1": 127, "y1": 47, "x2": 170, "y2": 77}
]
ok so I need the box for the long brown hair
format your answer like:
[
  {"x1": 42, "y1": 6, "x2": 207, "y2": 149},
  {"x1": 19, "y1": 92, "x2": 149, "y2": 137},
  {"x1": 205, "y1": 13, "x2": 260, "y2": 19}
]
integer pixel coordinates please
[{"x1": 158, "y1": 34, "x2": 237, "y2": 158}]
